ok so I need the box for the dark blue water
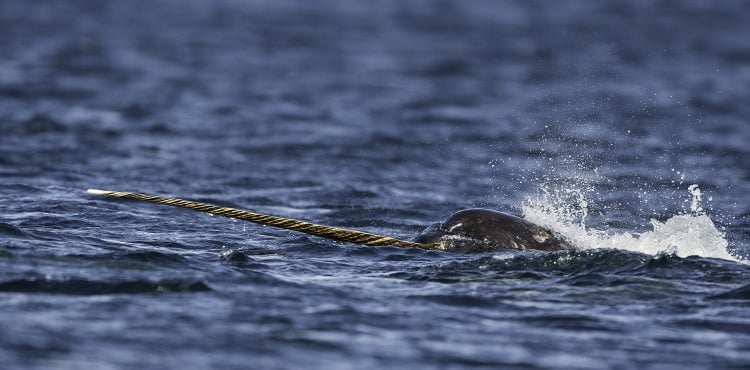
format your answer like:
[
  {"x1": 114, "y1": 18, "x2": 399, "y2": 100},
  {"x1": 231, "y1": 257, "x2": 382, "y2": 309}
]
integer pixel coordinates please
[{"x1": 2, "y1": 1, "x2": 750, "y2": 368}]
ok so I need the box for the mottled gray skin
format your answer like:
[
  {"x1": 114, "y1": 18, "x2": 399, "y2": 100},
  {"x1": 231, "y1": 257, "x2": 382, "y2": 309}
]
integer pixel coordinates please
[{"x1": 414, "y1": 209, "x2": 574, "y2": 253}]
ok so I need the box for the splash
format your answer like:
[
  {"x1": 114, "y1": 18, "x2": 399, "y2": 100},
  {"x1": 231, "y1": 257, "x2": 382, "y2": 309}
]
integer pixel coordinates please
[{"x1": 521, "y1": 184, "x2": 739, "y2": 262}]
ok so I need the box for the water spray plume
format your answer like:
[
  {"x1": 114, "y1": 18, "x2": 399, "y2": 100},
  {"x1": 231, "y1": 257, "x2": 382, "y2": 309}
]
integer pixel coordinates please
[{"x1": 521, "y1": 184, "x2": 739, "y2": 262}]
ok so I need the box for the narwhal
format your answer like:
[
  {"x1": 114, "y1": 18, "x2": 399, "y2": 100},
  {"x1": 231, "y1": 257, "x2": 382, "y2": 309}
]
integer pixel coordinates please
[{"x1": 86, "y1": 189, "x2": 573, "y2": 253}]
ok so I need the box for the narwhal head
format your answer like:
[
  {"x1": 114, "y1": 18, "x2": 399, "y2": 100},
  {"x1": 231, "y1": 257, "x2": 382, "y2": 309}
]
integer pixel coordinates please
[{"x1": 415, "y1": 209, "x2": 573, "y2": 253}]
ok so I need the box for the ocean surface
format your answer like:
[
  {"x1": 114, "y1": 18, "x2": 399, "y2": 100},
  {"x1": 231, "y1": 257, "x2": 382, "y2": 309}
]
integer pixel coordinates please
[{"x1": 2, "y1": 1, "x2": 750, "y2": 369}]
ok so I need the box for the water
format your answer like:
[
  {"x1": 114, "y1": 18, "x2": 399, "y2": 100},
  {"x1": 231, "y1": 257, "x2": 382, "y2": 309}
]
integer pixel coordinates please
[{"x1": 2, "y1": 0, "x2": 750, "y2": 369}]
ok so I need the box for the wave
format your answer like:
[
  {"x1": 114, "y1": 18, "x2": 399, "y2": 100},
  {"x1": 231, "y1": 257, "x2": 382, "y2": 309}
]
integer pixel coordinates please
[
  {"x1": 0, "y1": 276, "x2": 211, "y2": 295},
  {"x1": 709, "y1": 283, "x2": 750, "y2": 300},
  {"x1": 0, "y1": 222, "x2": 29, "y2": 238}
]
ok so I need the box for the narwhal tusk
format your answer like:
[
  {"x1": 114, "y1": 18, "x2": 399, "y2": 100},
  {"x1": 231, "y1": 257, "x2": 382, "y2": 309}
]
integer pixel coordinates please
[{"x1": 86, "y1": 189, "x2": 436, "y2": 249}]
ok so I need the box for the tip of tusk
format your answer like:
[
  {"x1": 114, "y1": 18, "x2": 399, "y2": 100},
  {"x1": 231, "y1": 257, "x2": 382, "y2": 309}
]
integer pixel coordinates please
[{"x1": 86, "y1": 189, "x2": 110, "y2": 195}]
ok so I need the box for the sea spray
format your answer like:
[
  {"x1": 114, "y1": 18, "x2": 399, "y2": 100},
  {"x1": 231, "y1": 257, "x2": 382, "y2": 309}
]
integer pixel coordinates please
[{"x1": 522, "y1": 184, "x2": 739, "y2": 261}]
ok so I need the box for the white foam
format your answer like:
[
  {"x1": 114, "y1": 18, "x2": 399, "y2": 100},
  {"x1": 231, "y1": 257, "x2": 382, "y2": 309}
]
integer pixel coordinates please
[{"x1": 520, "y1": 184, "x2": 740, "y2": 262}]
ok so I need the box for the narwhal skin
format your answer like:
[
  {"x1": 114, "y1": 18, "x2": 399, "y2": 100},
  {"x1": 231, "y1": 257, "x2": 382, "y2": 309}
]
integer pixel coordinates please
[
  {"x1": 87, "y1": 189, "x2": 574, "y2": 253},
  {"x1": 414, "y1": 209, "x2": 573, "y2": 253}
]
